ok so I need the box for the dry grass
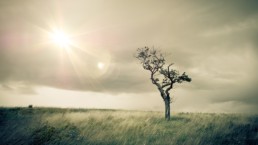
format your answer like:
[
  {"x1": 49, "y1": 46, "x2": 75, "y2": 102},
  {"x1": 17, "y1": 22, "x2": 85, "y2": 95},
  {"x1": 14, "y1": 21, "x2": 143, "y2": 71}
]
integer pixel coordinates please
[{"x1": 0, "y1": 107, "x2": 258, "y2": 145}]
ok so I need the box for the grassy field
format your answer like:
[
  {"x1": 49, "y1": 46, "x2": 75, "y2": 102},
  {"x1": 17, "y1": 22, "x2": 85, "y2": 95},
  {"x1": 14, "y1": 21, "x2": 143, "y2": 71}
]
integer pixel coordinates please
[{"x1": 0, "y1": 107, "x2": 258, "y2": 145}]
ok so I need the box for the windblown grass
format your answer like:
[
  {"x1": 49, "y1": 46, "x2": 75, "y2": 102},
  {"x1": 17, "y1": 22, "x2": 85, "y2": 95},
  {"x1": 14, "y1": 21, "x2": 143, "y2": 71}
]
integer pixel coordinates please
[{"x1": 0, "y1": 107, "x2": 257, "y2": 145}]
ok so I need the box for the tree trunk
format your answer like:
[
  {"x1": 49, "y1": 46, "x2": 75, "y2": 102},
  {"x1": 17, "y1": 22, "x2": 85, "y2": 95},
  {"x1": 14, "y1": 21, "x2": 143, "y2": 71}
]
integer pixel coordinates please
[{"x1": 165, "y1": 99, "x2": 170, "y2": 120}]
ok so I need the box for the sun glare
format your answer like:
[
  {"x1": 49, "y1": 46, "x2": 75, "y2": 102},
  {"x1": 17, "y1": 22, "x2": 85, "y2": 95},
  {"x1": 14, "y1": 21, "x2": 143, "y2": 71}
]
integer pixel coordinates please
[{"x1": 51, "y1": 30, "x2": 71, "y2": 48}]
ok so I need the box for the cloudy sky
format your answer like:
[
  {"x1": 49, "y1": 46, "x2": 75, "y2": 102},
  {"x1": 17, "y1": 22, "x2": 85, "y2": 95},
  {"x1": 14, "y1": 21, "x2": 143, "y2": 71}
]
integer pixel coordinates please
[{"x1": 0, "y1": 0, "x2": 258, "y2": 113}]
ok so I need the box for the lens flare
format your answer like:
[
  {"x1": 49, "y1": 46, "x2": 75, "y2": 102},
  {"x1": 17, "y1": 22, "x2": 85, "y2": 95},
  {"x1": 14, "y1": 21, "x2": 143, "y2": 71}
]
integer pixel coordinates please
[{"x1": 97, "y1": 62, "x2": 105, "y2": 69}]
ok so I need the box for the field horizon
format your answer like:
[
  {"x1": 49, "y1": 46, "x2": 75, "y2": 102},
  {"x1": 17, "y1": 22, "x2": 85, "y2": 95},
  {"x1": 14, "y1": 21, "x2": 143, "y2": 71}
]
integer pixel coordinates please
[{"x1": 1, "y1": 107, "x2": 258, "y2": 145}]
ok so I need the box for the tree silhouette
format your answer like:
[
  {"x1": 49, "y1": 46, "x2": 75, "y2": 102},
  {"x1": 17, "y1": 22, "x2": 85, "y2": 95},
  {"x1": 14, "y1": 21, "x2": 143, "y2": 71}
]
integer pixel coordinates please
[{"x1": 135, "y1": 47, "x2": 191, "y2": 120}]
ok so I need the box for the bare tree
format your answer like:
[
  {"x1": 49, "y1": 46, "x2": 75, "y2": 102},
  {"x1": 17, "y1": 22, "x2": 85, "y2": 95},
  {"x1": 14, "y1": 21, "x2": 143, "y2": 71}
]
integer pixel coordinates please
[{"x1": 135, "y1": 47, "x2": 191, "y2": 120}]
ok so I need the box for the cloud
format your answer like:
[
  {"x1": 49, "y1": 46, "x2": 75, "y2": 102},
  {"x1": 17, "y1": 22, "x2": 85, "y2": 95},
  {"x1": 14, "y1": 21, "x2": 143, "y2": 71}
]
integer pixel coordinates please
[
  {"x1": 0, "y1": 0, "x2": 258, "y2": 112},
  {"x1": 201, "y1": 18, "x2": 258, "y2": 37},
  {"x1": 0, "y1": 81, "x2": 36, "y2": 94}
]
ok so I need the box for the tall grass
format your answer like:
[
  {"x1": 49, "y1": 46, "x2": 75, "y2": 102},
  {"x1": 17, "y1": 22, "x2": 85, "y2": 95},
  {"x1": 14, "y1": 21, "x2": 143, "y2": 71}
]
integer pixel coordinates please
[{"x1": 0, "y1": 107, "x2": 257, "y2": 145}]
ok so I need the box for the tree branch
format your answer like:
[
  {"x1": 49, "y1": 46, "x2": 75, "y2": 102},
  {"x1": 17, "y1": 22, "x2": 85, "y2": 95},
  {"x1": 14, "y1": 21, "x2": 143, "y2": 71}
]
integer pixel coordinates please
[
  {"x1": 162, "y1": 83, "x2": 171, "y2": 88},
  {"x1": 165, "y1": 64, "x2": 174, "y2": 97},
  {"x1": 151, "y1": 72, "x2": 165, "y2": 100}
]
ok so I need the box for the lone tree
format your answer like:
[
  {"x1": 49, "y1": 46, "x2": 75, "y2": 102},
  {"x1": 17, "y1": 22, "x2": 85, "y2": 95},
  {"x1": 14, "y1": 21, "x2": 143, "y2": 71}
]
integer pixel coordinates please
[{"x1": 135, "y1": 47, "x2": 191, "y2": 120}]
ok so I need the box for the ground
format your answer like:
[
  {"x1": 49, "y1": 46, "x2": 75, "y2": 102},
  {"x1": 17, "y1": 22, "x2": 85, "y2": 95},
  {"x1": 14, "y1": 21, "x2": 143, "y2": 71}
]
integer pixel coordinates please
[{"x1": 0, "y1": 107, "x2": 258, "y2": 145}]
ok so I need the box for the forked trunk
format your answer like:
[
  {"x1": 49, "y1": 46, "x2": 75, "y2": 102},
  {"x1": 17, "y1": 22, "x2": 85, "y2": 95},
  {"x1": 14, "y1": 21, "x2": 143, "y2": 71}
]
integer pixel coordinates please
[{"x1": 165, "y1": 99, "x2": 170, "y2": 120}]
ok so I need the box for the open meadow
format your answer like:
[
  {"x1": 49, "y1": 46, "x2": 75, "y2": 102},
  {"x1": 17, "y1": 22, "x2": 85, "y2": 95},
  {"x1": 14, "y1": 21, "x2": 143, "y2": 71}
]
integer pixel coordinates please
[{"x1": 0, "y1": 107, "x2": 258, "y2": 145}]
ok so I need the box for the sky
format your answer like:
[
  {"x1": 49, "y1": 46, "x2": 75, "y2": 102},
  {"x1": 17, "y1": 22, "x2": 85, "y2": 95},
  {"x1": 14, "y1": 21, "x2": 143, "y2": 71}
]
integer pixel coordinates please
[{"x1": 0, "y1": 0, "x2": 258, "y2": 113}]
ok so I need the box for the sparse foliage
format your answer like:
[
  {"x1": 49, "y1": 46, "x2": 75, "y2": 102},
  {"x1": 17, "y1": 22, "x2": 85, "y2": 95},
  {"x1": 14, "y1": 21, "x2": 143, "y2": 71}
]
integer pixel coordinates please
[{"x1": 135, "y1": 47, "x2": 191, "y2": 120}]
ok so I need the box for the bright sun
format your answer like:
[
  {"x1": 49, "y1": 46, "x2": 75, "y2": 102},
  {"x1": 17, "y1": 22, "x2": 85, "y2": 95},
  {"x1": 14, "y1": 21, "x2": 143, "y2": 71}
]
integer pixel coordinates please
[{"x1": 51, "y1": 30, "x2": 71, "y2": 48}]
